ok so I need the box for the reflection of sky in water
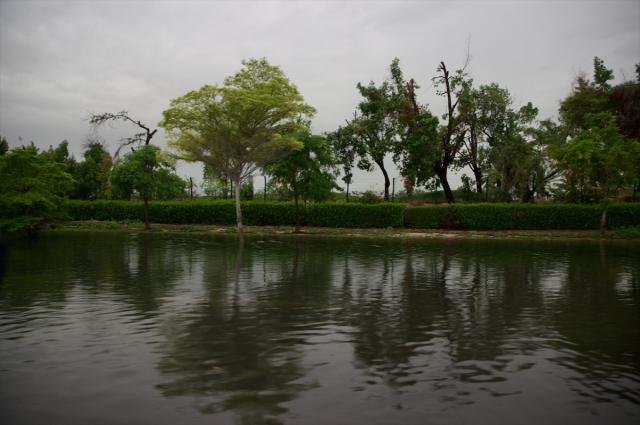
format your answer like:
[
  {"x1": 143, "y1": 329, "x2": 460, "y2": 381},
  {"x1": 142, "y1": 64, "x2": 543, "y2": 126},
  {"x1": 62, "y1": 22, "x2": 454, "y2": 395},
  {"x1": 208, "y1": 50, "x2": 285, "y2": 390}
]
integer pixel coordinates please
[{"x1": 1, "y1": 234, "x2": 638, "y2": 425}]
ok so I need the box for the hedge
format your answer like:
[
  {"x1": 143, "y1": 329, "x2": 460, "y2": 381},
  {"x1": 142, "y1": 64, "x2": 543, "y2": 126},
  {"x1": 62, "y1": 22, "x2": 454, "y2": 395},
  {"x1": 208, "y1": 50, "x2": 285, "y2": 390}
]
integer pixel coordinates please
[
  {"x1": 63, "y1": 200, "x2": 639, "y2": 230},
  {"x1": 405, "y1": 203, "x2": 640, "y2": 230},
  {"x1": 63, "y1": 200, "x2": 405, "y2": 228}
]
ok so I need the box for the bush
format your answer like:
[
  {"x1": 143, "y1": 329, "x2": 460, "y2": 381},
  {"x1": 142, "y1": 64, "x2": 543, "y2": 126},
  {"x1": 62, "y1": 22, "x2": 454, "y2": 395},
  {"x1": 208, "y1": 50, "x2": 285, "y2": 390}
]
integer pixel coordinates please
[
  {"x1": 63, "y1": 200, "x2": 406, "y2": 228},
  {"x1": 404, "y1": 203, "x2": 640, "y2": 230},
  {"x1": 306, "y1": 203, "x2": 404, "y2": 228}
]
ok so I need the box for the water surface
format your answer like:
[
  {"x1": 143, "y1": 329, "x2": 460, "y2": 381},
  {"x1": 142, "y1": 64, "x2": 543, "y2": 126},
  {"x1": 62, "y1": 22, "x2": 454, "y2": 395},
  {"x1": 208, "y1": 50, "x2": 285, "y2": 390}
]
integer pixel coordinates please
[{"x1": 1, "y1": 232, "x2": 639, "y2": 424}]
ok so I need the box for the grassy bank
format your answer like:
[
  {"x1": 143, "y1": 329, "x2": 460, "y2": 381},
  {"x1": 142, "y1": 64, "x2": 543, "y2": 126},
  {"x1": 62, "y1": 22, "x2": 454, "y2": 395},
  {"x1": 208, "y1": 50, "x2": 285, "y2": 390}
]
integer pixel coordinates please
[{"x1": 51, "y1": 219, "x2": 640, "y2": 240}]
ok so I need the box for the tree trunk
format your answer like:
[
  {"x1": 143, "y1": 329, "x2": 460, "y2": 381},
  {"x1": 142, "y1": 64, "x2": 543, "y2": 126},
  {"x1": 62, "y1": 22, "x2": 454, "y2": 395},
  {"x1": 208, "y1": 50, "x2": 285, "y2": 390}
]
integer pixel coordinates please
[
  {"x1": 473, "y1": 168, "x2": 483, "y2": 193},
  {"x1": 434, "y1": 167, "x2": 455, "y2": 203},
  {"x1": 143, "y1": 196, "x2": 151, "y2": 230},
  {"x1": 295, "y1": 194, "x2": 301, "y2": 233},
  {"x1": 375, "y1": 160, "x2": 391, "y2": 201},
  {"x1": 600, "y1": 209, "x2": 607, "y2": 236},
  {"x1": 234, "y1": 178, "x2": 244, "y2": 240}
]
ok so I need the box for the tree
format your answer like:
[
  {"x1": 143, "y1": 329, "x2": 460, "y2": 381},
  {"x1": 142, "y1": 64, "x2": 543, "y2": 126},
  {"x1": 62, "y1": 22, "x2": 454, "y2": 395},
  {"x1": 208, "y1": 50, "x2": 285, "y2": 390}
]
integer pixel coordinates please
[
  {"x1": 390, "y1": 58, "x2": 470, "y2": 203},
  {"x1": 326, "y1": 79, "x2": 398, "y2": 201},
  {"x1": 0, "y1": 136, "x2": 8, "y2": 156},
  {"x1": 108, "y1": 145, "x2": 185, "y2": 230},
  {"x1": 85, "y1": 111, "x2": 158, "y2": 158},
  {"x1": 0, "y1": 147, "x2": 74, "y2": 237},
  {"x1": 201, "y1": 164, "x2": 231, "y2": 199},
  {"x1": 159, "y1": 58, "x2": 315, "y2": 239},
  {"x1": 70, "y1": 139, "x2": 113, "y2": 200},
  {"x1": 264, "y1": 132, "x2": 340, "y2": 232},
  {"x1": 552, "y1": 112, "x2": 640, "y2": 201}
]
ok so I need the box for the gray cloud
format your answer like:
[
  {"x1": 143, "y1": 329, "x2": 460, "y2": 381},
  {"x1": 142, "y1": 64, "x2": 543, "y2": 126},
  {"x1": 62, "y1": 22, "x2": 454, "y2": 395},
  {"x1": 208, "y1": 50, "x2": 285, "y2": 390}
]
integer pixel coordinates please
[{"x1": 1, "y1": 0, "x2": 638, "y2": 191}]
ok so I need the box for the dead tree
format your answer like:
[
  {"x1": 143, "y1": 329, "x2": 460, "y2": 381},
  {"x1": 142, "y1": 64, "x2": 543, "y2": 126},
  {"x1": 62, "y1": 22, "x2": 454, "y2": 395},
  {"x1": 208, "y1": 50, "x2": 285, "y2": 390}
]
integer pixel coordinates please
[{"x1": 85, "y1": 111, "x2": 157, "y2": 158}]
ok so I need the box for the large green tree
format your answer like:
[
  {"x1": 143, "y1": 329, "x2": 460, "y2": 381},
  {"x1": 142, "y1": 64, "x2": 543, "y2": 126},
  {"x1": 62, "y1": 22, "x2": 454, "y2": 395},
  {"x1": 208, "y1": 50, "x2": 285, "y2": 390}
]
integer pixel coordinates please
[
  {"x1": 264, "y1": 132, "x2": 340, "y2": 232},
  {"x1": 71, "y1": 141, "x2": 113, "y2": 200},
  {"x1": 0, "y1": 147, "x2": 74, "y2": 236},
  {"x1": 159, "y1": 58, "x2": 315, "y2": 238},
  {"x1": 108, "y1": 144, "x2": 185, "y2": 230},
  {"x1": 326, "y1": 78, "x2": 398, "y2": 201},
  {"x1": 390, "y1": 58, "x2": 471, "y2": 203},
  {"x1": 552, "y1": 112, "x2": 640, "y2": 201}
]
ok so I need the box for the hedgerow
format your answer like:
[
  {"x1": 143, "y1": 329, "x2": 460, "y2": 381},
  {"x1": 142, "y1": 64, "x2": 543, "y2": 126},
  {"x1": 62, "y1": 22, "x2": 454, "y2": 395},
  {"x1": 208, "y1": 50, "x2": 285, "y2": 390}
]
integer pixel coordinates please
[
  {"x1": 405, "y1": 203, "x2": 640, "y2": 230},
  {"x1": 63, "y1": 201, "x2": 640, "y2": 230},
  {"x1": 63, "y1": 200, "x2": 404, "y2": 228}
]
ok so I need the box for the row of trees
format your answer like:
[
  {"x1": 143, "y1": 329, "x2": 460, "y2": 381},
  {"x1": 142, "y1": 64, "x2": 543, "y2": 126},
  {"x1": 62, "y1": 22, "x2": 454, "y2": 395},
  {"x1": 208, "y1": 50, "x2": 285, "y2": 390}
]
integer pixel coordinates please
[
  {"x1": 327, "y1": 57, "x2": 639, "y2": 205},
  {"x1": 1, "y1": 56, "x2": 638, "y2": 236}
]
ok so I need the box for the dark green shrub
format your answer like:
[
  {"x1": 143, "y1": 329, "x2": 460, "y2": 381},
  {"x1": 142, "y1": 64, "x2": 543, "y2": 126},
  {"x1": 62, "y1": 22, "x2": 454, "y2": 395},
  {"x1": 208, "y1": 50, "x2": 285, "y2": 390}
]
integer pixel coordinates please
[
  {"x1": 404, "y1": 203, "x2": 640, "y2": 230},
  {"x1": 306, "y1": 203, "x2": 404, "y2": 228},
  {"x1": 64, "y1": 200, "x2": 405, "y2": 228}
]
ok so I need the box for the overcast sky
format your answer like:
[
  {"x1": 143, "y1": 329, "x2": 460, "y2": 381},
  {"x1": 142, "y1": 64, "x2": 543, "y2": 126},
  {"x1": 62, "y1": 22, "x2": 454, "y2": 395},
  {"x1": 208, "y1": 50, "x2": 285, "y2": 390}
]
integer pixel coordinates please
[{"x1": 1, "y1": 0, "x2": 638, "y2": 193}]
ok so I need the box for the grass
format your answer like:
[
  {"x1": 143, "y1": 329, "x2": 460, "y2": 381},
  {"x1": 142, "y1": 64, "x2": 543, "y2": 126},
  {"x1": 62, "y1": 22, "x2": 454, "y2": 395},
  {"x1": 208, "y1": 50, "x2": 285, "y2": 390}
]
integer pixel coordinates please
[{"x1": 52, "y1": 220, "x2": 640, "y2": 240}]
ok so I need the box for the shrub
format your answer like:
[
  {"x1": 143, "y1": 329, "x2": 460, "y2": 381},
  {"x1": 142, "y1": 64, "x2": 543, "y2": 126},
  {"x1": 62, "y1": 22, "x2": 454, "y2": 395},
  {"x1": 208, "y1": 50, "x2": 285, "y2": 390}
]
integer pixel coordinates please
[
  {"x1": 63, "y1": 200, "x2": 406, "y2": 228},
  {"x1": 306, "y1": 203, "x2": 404, "y2": 228},
  {"x1": 404, "y1": 203, "x2": 640, "y2": 230}
]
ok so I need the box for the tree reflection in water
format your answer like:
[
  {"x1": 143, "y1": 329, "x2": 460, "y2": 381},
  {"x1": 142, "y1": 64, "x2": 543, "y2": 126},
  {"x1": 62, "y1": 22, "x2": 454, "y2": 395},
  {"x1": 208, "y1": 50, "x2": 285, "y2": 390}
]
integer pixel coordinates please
[{"x1": 4, "y1": 233, "x2": 637, "y2": 424}]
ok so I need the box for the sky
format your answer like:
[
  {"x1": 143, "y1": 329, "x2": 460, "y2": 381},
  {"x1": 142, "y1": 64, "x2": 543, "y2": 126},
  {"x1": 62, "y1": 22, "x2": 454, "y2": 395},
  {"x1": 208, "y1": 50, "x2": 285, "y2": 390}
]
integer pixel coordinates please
[{"x1": 1, "y1": 0, "x2": 638, "y2": 194}]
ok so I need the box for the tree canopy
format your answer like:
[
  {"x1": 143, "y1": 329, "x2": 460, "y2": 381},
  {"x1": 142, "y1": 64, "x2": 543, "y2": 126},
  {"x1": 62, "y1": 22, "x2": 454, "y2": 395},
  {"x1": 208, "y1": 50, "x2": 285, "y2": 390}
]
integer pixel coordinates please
[
  {"x1": 0, "y1": 147, "x2": 74, "y2": 236},
  {"x1": 265, "y1": 132, "x2": 340, "y2": 231},
  {"x1": 159, "y1": 57, "x2": 315, "y2": 238},
  {"x1": 109, "y1": 144, "x2": 185, "y2": 230}
]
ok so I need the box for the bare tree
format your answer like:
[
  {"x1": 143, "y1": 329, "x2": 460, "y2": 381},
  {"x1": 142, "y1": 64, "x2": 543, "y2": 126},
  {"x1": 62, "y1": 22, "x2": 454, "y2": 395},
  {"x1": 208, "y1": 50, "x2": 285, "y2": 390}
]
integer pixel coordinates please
[{"x1": 84, "y1": 111, "x2": 157, "y2": 158}]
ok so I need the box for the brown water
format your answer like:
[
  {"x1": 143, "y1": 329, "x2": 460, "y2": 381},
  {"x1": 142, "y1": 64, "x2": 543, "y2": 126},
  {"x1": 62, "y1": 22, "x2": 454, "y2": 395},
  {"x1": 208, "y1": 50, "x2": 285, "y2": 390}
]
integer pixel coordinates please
[{"x1": 0, "y1": 232, "x2": 639, "y2": 425}]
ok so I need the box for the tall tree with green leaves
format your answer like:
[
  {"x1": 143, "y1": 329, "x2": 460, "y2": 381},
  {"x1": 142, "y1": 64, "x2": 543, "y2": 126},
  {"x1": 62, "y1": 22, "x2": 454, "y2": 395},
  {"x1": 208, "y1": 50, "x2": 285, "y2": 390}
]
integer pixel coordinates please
[
  {"x1": 71, "y1": 141, "x2": 113, "y2": 200},
  {"x1": 0, "y1": 147, "x2": 74, "y2": 237},
  {"x1": 0, "y1": 136, "x2": 9, "y2": 156},
  {"x1": 108, "y1": 145, "x2": 185, "y2": 230},
  {"x1": 552, "y1": 112, "x2": 640, "y2": 200},
  {"x1": 159, "y1": 58, "x2": 315, "y2": 239},
  {"x1": 390, "y1": 58, "x2": 471, "y2": 203},
  {"x1": 265, "y1": 132, "x2": 340, "y2": 232},
  {"x1": 326, "y1": 78, "x2": 397, "y2": 201}
]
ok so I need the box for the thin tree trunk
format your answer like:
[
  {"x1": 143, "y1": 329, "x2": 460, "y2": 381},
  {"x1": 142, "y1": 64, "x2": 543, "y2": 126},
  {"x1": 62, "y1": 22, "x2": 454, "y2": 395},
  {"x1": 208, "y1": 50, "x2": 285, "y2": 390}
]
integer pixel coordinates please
[
  {"x1": 375, "y1": 160, "x2": 391, "y2": 201},
  {"x1": 473, "y1": 168, "x2": 483, "y2": 193},
  {"x1": 434, "y1": 167, "x2": 455, "y2": 203},
  {"x1": 600, "y1": 209, "x2": 607, "y2": 236},
  {"x1": 295, "y1": 195, "x2": 300, "y2": 233},
  {"x1": 234, "y1": 178, "x2": 244, "y2": 240},
  {"x1": 143, "y1": 196, "x2": 151, "y2": 230}
]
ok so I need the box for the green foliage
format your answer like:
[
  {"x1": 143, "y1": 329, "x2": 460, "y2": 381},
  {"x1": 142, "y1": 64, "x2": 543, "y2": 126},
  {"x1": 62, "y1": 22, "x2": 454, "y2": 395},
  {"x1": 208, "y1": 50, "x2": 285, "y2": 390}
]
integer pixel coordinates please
[
  {"x1": 109, "y1": 145, "x2": 185, "y2": 201},
  {"x1": 356, "y1": 190, "x2": 380, "y2": 204},
  {"x1": 63, "y1": 200, "x2": 406, "y2": 228},
  {"x1": 159, "y1": 58, "x2": 315, "y2": 235},
  {"x1": 404, "y1": 203, "x2": 640, "y2": 230},
  {"x1": 224, "y1": 227, "x2": 239, "y2": 234},
  {"x1": 306, "y1": 203, "x2": 405, "y2": 228},
  {"x1": 326, "y1": 72, "x2": 398, "y2": 200},
  {"x1": 240, "y1": 182, "x2": 254, "y2": 201},
  {"x1": 607, "y1": 226, "x2": 640, "y2": 239},
  {"x1": 71, "y1": 142, "x2": 112, "y2": 200},
  {"x1": 551, "y1": 112, "x2": 640, "y2": 200},
  {"x1": 0, "y1": 148, "x2": 75, "y2": 233},
  {"x1": 0, "y1": 136, "x2": 8, "y2": 156}
]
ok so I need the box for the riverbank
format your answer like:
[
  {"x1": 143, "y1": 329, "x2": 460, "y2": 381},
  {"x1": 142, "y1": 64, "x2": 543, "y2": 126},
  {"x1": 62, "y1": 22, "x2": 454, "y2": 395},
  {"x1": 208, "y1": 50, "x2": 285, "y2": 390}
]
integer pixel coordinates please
[{"x1": 52, "y1": 220, "x2": 640, "y2": 240}]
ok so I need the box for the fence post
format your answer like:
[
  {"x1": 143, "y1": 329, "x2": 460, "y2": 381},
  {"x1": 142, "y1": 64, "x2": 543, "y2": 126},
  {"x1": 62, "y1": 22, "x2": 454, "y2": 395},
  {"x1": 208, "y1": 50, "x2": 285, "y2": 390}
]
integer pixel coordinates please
[
  {"x1": 190, "y1": 177, "x2": 193, "y2": 200},
  {"x1": 264, "y1": 176, "x2": 267, "y2": 201},
  {"x1": 230, "y1": 180, "x2": 233, "y2": 199},
  {"x1": 392, "y1": 178, "x2": 395, "y2": 203}
]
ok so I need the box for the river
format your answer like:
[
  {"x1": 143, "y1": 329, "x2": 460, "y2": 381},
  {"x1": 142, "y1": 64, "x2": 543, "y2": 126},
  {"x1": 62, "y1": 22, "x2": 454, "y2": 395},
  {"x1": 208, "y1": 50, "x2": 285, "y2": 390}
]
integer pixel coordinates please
[{"x1": 1, "y1": 232, "x2": 639, "y2": 424}]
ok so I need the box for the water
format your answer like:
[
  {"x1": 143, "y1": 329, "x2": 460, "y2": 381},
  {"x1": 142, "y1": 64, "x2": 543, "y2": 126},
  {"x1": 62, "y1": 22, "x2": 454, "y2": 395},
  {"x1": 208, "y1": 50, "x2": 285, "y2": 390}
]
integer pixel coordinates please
[{"x1": 1, "y1": 232, "x2": 639, "y2": 425}]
